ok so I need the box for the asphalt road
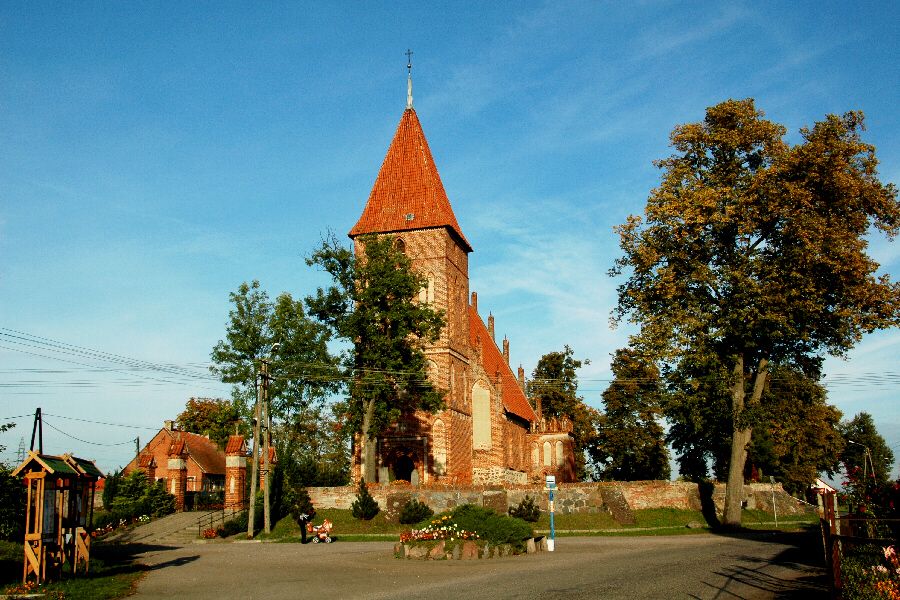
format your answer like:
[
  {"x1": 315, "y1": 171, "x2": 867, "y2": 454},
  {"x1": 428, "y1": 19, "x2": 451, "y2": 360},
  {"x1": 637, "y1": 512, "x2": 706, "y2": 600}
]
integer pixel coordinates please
[{"x1": 128, "y1": 533, "x2": 826, "y2": 599}]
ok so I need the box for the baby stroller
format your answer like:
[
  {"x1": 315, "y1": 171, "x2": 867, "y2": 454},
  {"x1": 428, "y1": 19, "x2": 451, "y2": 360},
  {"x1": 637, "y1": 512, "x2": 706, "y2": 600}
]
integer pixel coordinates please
[{"x1": 306, "y1": 518, "x2": 333, "y2": 543}]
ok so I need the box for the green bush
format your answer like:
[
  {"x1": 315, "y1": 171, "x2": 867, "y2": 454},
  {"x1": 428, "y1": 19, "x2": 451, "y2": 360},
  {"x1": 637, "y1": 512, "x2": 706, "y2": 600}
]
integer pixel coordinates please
[
  {"x1": 146, "y1": 481, "x2": 176, "y2": 517},
  {"x1": 399, "y1": 499, "x2": 433, "y2": 524},
  {"x1": 508, "y1": 495, "x2": 541, "y2": 522},
  {"x1": 218, "y1": 512, "x2": 248, "y2": 538},
  {"x1": 449, "y1": 504, "x2": 533, "y2": 550},
  {"x1": 351, "y1": 479, "x2": 380, "y2": 520},
  {"x1": 0, "y1": 467, "x2": 25, "y2": 542},
  {"x1": 290, "y1": 486, "x2": 316, "y2": 525}
]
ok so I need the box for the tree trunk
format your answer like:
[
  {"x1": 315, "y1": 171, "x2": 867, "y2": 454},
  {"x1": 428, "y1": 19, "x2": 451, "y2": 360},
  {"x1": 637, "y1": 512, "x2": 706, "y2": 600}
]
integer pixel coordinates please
[
  {"x1": 723, "y1": 356, "x2": 768, "y2": 527},
  {"x1": 360, "y1": 398, "x2": 377, "y2": 483}
]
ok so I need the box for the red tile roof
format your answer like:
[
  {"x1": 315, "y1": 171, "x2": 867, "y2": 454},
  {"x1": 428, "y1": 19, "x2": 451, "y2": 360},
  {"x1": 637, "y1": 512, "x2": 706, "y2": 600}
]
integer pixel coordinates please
[
  {"x1": 224, "y1": 435, "x2": 246, "y2": 455},
  {"x1": 349, "y1": 108, "x2": 472, "y2": 252},
  {"x1": 468, "y1": 305, "x2": 537, "y2": 423},
  {"x1": 178, "y1": 431, "x2": 226, "y2": 475}
]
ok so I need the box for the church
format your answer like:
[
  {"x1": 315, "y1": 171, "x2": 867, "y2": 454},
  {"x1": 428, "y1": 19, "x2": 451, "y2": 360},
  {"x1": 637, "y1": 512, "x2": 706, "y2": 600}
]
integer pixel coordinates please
[{"x1": 348, "y1": 68, "x2": 575, "y2": 486}]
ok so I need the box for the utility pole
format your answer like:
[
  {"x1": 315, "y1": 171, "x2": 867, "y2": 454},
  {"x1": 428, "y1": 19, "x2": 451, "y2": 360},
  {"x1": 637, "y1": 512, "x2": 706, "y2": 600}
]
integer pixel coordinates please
[
  {"x1": 29, "y1": 407, "x2": 43, "y2": 454},
  {"x1": 247, "y1": 372, "x2": 263, "y2": 539},
  {"x1": 261, "y1": 357, "x2": 272, "y2": 534}
]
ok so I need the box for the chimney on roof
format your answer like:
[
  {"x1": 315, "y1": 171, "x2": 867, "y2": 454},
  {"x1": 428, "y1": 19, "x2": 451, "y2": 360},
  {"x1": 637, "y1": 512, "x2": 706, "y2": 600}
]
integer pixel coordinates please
[
  {"x1": 471, "y1": 291, "x2": 477, "y2": 312},
  {"x1": 164, "y1": 420, "x2": 174, "y2": 432},
  {"x1": 488, "y1": 314, "x2": 495, "y2": 341},
  {"x1": 502, "y1": 337, "x2": 510, "y2": 365},
  {"x1": 517, "y1": 365, "x2": 525, "y2": 391}
]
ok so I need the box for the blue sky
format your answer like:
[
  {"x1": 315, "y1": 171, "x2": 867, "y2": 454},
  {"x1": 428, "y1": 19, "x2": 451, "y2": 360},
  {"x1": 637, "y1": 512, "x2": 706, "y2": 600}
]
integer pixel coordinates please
[{"x1": 1, "y1": 2, "x2": 898, "y2": 477}]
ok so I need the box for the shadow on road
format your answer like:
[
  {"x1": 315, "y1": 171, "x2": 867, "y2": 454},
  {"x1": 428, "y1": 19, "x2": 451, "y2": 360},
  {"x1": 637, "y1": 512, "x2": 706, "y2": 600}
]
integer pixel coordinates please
[{"x1": 692, "y1": 527, "x2": 828, "y2": 599}]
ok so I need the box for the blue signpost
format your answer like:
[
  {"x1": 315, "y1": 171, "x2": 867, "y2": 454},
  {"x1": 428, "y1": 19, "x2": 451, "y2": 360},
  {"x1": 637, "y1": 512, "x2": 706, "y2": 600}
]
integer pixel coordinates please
[{"x1": 546, "y1": 474, "x2": 556, "y2": 552}]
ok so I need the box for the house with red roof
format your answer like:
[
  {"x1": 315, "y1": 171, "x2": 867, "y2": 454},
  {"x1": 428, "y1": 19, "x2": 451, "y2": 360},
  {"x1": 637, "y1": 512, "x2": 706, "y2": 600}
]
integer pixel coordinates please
[
  {"x1": 349, "y1": 71, "x2": 575, "y2": 486},
  {"x1": 123, "y1": 420, "x2": 228, "y2": 509}
]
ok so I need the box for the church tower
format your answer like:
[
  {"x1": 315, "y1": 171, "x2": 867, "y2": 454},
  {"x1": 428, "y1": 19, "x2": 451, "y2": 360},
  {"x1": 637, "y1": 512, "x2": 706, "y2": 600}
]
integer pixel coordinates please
[{"x1": 349, "y1": 61, "x2": 475, "y2": 484}]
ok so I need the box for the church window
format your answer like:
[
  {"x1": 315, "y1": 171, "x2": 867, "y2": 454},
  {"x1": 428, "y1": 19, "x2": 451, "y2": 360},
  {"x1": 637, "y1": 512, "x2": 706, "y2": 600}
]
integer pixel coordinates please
[
  {"x1": 532, "y1": 442, "x2": 539, "y2": 468},
  {"x1": 432, "y1": 419, "x2": 447, "y2": 476},
  {"x1": 555, "y1": 441, "x2": 564, "y2": 467},
  {"x1": 395, "y1": 238, "x2": 406, "y2": 253},
  {"x1": 472, "y1": 382, "x2": 491, "y2": 449},
  {"x1": 543, "y1": 441, "x2": 552, "y2": 467}
]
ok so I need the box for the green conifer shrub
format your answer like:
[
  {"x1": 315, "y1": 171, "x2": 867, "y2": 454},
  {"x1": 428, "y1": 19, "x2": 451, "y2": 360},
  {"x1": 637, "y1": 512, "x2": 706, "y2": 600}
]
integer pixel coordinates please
[
  {"x1": 399, "y1": 498, "x2": 433, "y2": 524},
  {"x1": 508, "y1": 495, "x2": 541, "y2": 522},
  {"x1": 351, "y1": 478, "x2": 380, "y2": 520}
]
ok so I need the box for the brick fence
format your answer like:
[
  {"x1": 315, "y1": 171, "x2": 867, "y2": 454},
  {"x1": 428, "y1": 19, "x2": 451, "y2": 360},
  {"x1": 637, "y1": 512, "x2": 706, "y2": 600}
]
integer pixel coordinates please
[{"x1": 308, "y1": 480, "x2": 813, "y2": 522}]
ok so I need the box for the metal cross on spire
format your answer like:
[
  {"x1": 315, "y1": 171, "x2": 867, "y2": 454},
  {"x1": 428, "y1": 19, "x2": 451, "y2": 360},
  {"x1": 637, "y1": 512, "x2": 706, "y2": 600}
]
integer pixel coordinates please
[{"x1": 406, "y1": 49, "x2": 414, "y2": 109}]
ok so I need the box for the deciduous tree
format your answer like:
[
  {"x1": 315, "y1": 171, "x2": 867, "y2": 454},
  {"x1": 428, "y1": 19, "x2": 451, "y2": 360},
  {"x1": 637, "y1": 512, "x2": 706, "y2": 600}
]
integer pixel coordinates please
[
  {"x1": 176, "y1": 397, "x2": 247, "y2": 449},
  {"x1": 210, "y1": 281, "x2": 339, "y2": 418},
  {"x1": 306, "y1": 233, "x2": 445, "y2": 483},
  {"x1": 594, "y1": 348, "x2": 670, "y2": 481},
  {"x1": 840, "y1": 412, "x2": 895, "y2": 484},
  {"x1": 612, "y1": 99, "x2": 899, "y2": 526}
]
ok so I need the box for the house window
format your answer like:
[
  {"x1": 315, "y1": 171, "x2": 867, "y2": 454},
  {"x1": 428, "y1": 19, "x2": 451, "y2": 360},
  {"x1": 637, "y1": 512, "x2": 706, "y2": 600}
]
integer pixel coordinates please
[{"x1": 472, "y1": 382, "x2": 491, "y2": 449}]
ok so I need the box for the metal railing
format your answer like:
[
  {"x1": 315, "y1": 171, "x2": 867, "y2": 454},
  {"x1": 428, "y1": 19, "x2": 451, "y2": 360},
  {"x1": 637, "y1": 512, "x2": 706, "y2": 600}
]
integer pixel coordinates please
[{"x1": 197, "y1": 507, "x2": 246, "y2": 538}]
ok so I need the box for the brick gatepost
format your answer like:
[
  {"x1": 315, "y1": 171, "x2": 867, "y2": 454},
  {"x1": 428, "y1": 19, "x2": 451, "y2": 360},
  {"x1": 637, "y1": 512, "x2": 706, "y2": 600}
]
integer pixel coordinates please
[
  {"x1": 167, "y1": 439, "x2": 188, "y2": 511},
  {"x1": 224, "y1": 435, "x2": 247, "y2": 511},
  {"x1": 138, "y1": 453, "x2": 157, "y2": 482}
]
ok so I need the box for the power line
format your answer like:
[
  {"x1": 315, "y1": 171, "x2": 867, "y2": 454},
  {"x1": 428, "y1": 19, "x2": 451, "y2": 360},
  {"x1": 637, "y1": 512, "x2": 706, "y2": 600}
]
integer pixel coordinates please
[{"x1": 42, "y1": 418, "x2": 137, "y2": 447}]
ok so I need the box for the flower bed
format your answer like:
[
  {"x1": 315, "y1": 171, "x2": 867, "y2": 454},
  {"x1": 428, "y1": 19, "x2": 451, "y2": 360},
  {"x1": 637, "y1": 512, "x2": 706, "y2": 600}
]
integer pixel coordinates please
[
  {"x1": 394, "y1": 536, "x2": 547, "y2": 560},
  {"x1": 395, "y1": 505, "x2": 540, "y2": 560}
]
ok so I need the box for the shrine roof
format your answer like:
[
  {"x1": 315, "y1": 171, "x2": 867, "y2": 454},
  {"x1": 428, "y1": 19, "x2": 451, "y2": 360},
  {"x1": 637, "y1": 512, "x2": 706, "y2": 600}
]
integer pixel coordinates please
[
  {"x1": 11, "y1": 451, "x2": 102, "y2": 478},
  {"x1": 468, "y1": 305, "x2": 538, "y2": 423},
  {"x1": 349, "y1": 109, "x2": 472, "y2": 253}
]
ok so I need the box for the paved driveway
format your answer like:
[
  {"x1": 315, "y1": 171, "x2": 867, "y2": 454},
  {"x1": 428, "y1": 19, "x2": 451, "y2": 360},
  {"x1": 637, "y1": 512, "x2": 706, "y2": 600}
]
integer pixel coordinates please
[{"x1": 129, "y1": 533, "x2": 826, "y2": 599}]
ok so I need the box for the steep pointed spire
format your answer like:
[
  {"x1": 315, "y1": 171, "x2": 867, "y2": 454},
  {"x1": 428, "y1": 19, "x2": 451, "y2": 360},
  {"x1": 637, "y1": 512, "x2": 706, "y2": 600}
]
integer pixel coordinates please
[
  {"x1": 406, "y1": 49, "x2": 414, "y2": 110},
  {"x1": 349, "y1": 94, "x2": 472, "y2": 252}
]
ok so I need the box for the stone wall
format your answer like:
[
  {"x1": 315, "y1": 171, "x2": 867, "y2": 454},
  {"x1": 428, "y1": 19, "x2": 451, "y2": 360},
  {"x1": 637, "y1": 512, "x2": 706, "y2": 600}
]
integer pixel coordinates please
[{"x1": 308, "y1": 481, "x2": 812, "y2": 523}]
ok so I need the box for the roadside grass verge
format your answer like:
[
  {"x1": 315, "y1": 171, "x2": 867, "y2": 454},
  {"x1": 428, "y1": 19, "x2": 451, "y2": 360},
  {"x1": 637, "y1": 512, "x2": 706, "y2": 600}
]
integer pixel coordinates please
[
  {"x1": 0, "y1": 540, "x2": 144, "y2": 599},
  {"x1": 257, "y1": 506, "x2": 814, "y2": 542}
]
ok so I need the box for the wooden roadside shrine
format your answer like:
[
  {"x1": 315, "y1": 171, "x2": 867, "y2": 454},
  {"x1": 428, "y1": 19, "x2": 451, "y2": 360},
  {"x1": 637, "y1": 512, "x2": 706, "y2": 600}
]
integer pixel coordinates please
[{"x1": 12, "y1": 451, "x2": 103, "y2": 584}]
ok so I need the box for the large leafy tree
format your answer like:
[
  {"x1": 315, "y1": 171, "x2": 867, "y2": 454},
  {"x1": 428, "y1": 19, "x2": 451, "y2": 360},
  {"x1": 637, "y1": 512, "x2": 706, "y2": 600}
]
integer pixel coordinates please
[
  {"x1": 176, "y1": 397, "x2": 248, "y2": 449},
  {"x1": 527, "y1": 346, "x2": 600, "y2": 481},
  {"x1": 840, "y1": 412, "x2": 895, "y2": 484},
  {"x1": 663, "y1": 349, "x2": 733, "y2": 481},
  {"x1": 594, "y1": 348, "x2": 670, "y2": 481},
  {"x1": 665, "y1": 354, "x2": 844, "y2": 495},
  {"x1": 305, "y1": 233, "x2": 445, "y2": 483},
  {"x1": 210, "y1": 280, "x2": 340, "y2": 418},
  {"x1": 747, "y1": 366, "x2": 844, "y2": 495},
  {"x1": 612, "y1": 99, "x2": 899, "y2": 526}
]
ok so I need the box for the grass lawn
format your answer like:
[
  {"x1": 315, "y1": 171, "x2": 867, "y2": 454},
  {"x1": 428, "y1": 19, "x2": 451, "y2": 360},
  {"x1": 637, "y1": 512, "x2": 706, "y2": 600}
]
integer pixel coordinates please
[
  {"x1": 255, "y1": 505, "x2": 815, "y2": 542},
  {"x1": 0, "y1": 540, "x2": 145, "y2": 599}
]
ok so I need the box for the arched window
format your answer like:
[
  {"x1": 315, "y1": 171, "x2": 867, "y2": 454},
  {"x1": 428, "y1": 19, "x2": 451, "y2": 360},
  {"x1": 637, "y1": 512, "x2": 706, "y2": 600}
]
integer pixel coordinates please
[
  {"x1": 531, "y1": 442, "x2": 539, "y2": 469},
  {"x1": 395, "y1": 238, "x2": 406, "y2": 253},
  {"x1": 543, "y1": 441, "x2": 552, "y2": 467},
  {"x1": 432, "y1": 419, "x2": 447, "y2": 476},
  {"x1": 472, "y1": 382, "x2": 491, "y2": 449},
  {"x1": 555, "y1": 441, "x2": 564, "y2": 467}
]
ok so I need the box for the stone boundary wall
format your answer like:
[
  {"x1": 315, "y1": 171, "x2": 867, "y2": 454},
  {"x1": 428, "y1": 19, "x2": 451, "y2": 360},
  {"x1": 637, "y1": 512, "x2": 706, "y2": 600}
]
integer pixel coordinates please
[{"x1": 308, "y1": 481, "x2": 812, "y2": 522}]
